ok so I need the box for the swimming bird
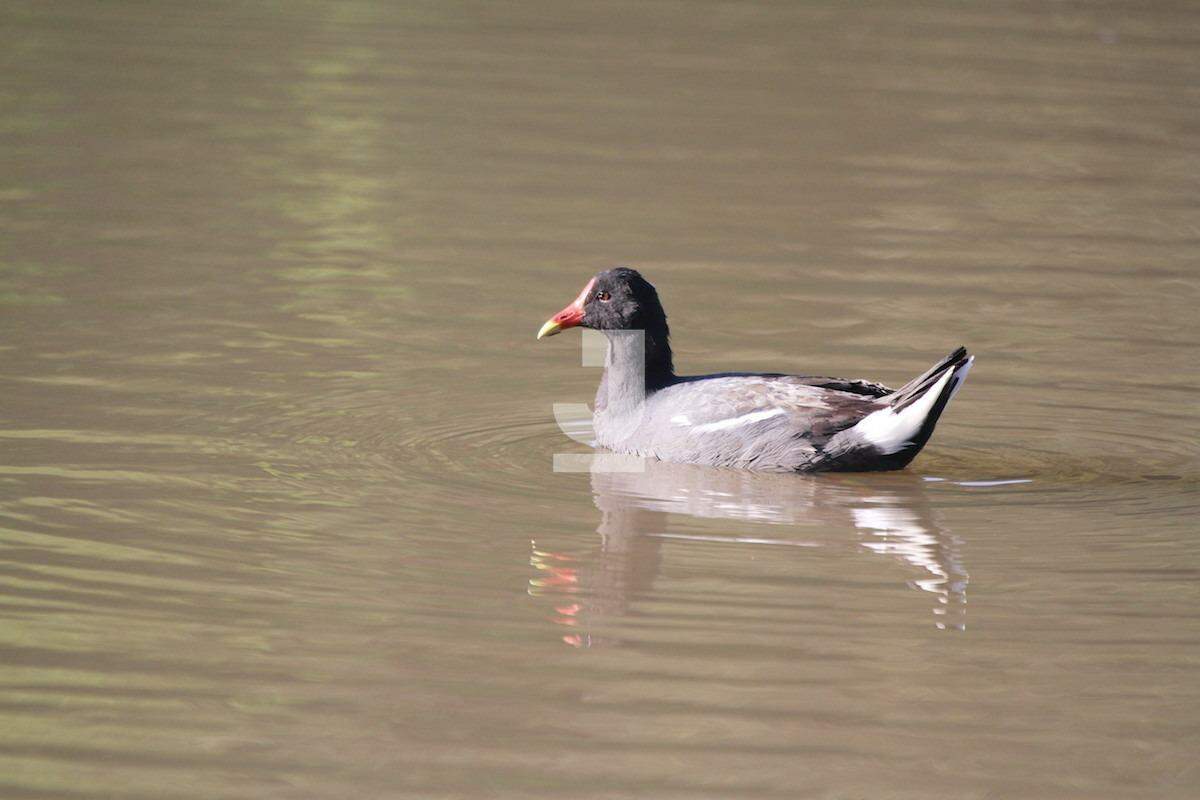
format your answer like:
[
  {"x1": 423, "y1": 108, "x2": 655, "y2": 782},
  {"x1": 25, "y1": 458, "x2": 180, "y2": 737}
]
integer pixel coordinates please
[{"x1": 536, "y1": 267, "x2": 972, "y2": 472}]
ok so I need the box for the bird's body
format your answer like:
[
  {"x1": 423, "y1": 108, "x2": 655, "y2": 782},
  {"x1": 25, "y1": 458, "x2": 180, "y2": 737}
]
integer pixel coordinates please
[{"x1": 538, "y1": 268, "x2": 972, "y2": 473}]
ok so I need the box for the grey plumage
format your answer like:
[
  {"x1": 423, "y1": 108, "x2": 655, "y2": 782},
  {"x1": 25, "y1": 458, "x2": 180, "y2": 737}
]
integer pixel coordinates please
[{"x1": 540, "y1": 268, "x2": 973, "y2": 473}]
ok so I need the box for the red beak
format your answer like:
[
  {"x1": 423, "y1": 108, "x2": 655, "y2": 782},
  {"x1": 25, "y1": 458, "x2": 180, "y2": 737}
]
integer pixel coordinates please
[{"x1": 537, "y1": 277, "x2": 595, "y2": 339}]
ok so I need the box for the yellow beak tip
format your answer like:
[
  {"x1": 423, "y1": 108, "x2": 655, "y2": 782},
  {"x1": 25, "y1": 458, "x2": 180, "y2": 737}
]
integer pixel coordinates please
[{"x1": 536, "y1": 320, "x2": 562, "y2": 340}]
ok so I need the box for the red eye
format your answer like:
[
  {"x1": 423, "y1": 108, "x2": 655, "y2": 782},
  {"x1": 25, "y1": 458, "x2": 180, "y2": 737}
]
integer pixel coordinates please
[{"x1": 596, "y1": 291, "x2": 611, "y2": 302}]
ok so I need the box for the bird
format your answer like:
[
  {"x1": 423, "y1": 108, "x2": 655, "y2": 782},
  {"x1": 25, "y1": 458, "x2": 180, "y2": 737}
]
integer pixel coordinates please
[{"x1": 536, "y1": 267, "x2": 973, "y2": 472}]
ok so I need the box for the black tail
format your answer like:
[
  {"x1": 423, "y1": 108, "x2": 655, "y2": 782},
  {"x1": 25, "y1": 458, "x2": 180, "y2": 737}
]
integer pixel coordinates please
[
  {"x1": 824, "y1": 347, "x2": 973, "y2": 472},
  {"x1": 887, "y1": 346, "x2": 970, "y2": 413},
  {"x1": 882, "y1": 347, "x2": 973, "y2": 469}
]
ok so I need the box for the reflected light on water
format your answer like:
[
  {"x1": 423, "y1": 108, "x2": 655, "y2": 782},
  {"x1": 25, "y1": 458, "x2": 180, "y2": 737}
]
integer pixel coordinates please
[{"x1": 529, "y1": 456, "x2": 991, "y2": 644}]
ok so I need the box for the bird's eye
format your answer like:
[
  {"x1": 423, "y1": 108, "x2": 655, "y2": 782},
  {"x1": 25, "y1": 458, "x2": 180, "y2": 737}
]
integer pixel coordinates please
[{"x1": 596, "y1": 291, "x2": 611, "y2": 302}]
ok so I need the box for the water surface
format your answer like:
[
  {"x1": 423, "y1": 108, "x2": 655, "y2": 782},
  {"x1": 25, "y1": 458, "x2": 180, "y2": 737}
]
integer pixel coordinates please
[{"x1": 1, "y1": 2, "x2": 1198, "y2": 798}]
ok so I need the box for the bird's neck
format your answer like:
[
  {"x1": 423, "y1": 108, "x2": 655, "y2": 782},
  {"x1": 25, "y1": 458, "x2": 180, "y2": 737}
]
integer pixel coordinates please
[{"x1": 596, "y1": 326, "x2": 674, "y2": 415}]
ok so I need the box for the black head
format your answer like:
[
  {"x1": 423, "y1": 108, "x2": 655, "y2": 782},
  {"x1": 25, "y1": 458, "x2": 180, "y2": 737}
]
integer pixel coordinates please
[
  {"x1": 583, "y1": 267, "x2": 667, "y2": 332},
  {"x1": 537, "y1": 267, "x2": 675, "y2": 382},
  {"x1": 537, "y1": 267, "x2": 668, "y2": 339}
]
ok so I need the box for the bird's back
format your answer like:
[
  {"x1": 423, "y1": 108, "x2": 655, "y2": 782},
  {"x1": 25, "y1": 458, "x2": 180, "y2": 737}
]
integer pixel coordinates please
[{"x1": 595, "y1": 373, "x2": 885, "y2": 471}]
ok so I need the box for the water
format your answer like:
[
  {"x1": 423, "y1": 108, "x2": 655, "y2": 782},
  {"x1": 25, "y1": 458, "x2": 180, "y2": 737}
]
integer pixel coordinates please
[{"x1": 2, "y1": 1, "x2": 1198, "y2": 797}]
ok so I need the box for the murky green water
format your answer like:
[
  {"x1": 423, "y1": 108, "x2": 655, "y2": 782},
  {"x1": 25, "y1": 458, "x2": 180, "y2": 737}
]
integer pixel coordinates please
[{"x1": 2, "y1": 2, "x2": 1198, "y2": 797}]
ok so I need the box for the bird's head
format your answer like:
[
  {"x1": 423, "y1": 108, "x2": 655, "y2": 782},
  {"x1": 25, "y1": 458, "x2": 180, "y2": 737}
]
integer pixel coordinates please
[{"x1": 536, "y1": 267, "x2": 666, "y2": 339}]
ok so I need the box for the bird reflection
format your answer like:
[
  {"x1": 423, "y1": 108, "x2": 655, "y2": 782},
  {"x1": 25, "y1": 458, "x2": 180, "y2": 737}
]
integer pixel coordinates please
[{"x1": 529, "y1": 458, "x2": 968, "y2": 646}]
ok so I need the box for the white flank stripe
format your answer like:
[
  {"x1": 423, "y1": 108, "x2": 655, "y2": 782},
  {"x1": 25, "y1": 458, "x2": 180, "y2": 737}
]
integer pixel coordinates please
[
  {"x1": 854, "y1": 366, "x2": 956, "y2": 454},
  {"x1": 691, "y1": 408, "x2": 786, "y2": 434}
]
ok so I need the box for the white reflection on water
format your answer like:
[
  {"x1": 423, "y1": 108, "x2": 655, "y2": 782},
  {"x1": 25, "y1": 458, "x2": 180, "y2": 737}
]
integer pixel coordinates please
[
  {"x1": 852, "y1": 500, "x2": 967, "y2": 631},
  {"x1": 531, "y1": 457, "x2": 991, "y2": 645}
]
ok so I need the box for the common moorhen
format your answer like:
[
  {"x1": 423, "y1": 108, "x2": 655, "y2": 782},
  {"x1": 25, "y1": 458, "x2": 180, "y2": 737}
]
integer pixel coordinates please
[{"x1": 537, "y1": 268, "x2": 972, "y2": 472}]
